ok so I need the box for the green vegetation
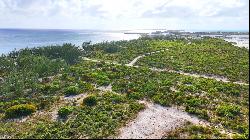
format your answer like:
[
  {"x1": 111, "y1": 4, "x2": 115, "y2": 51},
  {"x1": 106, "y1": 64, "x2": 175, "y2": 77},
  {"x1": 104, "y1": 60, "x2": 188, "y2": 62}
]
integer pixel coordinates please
[
  {"x1": 82, "y1": 95, "x2": 97, "y2": 106},
  {"x1": 5, "y1": 104, "x2": 36, "y2": 118},
  {"x1": 58, "y1": 106, "x2": 74, "y2": 118},
  {"x1": 8, "y1": 43, "x2": 83, "y2": 65},
  {"x1": 71, "y1": 61, "x2": 248, "y2": 135},
  {"x1": 137, "y1": 38, "x2": 249, "y2": 83},
  {"x1": 216, "y1": 104, "x2": 241, "y2": 118},
  {"x1": 0, "y1": 92, "x2": 144, "y2": 139},
  {"x1": 84, "y1": 38, "x2": 249, "y2": 83},
  {"x1": 64, "y1": 85, "x2": 80, "y2": 96},
  {"x1": 0, "y1": 43, "x2": 84, "y2": 113},
  {"x1": 0, "y1": 38, "x2": 248, "y2": 139},
  {"x1": 162, "y1": 122, "x2": 229, "y2": 139},
  {"x1": 84, "y1": 39, "x2": 157, "y2": 64}
]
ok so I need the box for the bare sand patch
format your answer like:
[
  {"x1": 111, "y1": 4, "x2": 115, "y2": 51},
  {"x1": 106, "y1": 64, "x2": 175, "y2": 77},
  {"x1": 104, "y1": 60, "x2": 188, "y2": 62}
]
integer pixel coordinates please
[
  {"x1": 97, "y1": 84, "x2": 113, "y2": 92},
  {"x1": 117, "y1": 101, "x2": 208, "y2": 139},
  {"x1": 64, "y1": 93, "x2": 87, "y2": 105}
]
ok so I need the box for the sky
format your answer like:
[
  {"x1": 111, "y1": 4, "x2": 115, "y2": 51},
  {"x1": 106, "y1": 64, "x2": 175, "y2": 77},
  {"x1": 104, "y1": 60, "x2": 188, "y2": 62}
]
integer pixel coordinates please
[{"x1": 0, "y1": 0, "x2": 249, "y2": 31}]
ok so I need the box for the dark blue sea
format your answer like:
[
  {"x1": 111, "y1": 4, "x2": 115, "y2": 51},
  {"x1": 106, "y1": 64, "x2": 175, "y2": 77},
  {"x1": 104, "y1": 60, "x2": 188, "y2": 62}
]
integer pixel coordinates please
[{"x1": 0, "y1": 29, "x2": 140, "y2": 54}]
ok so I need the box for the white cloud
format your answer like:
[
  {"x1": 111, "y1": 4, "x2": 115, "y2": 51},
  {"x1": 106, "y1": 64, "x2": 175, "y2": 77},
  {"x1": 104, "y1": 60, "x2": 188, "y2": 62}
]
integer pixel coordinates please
[{"x1": 0, "y1": 0, "x2": 248, "y2": 30}]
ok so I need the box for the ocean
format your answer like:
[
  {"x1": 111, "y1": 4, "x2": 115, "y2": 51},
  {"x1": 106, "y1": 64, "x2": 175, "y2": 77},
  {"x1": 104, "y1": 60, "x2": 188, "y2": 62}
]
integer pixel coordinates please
[{"x1": 0, "y1": 29, "x2": 140, "y2": 54}]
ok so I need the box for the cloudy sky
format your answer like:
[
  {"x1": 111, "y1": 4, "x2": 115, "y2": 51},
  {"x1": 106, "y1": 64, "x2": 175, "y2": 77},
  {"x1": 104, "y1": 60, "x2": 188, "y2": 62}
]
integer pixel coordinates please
[{"x1": 0, "y1": 0, "x2": 249, "y2": 31}]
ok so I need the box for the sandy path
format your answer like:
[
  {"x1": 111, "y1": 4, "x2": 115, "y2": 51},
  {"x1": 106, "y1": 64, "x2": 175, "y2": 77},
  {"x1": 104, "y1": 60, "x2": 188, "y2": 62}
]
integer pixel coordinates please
[
  {"x1": 83, "y1": 49, "x2": 168, "y2": 67},
  {"x1": 117, "y1": 101, "x2": 208, "y2": 139},
  {"x1": 150, "y1": 68, "x2": 248, "y2": 86},
  {"x1": 82, "y1": 57, "x2": 122, "y2": 66},
  {"x1": 126, "y1": 55, "x2": 145, "y2": 66},
  {"x1": 126, "y1": 49, "x2": 169, "y2": 67},
  {"x1": 82, "y1": 57, "x2": 248, "y2": 86},
  {"x1": 82, "y1": 48, "x2": 248, "y2": 86}
]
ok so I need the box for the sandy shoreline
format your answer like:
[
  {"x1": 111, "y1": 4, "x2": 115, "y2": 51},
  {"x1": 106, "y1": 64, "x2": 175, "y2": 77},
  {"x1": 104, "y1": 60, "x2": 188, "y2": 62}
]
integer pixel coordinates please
[{"x1": 225, "y1": 39, "x2": 249, "y2": 49}]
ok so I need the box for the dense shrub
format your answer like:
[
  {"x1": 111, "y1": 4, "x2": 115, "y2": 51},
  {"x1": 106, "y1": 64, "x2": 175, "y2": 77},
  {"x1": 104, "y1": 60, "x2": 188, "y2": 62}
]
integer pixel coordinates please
[
  {"x1": 82, "y1": 95, "x2": 97, "y2": 106},
  {"x1": 129, "y1": 102, "x2": 145, "y2": 111},
  {"x1": 104, "y1": 46, "x2": 120, "y2": 53},
  {"x1": 186, "y1": 98, "x2": 204, "y2": 107},
  {"x1": 110, "y1": 94, "x2": 125, "y2": 104},
  {"x1": 78, "y1": 81, "x2": 95, "y2": 91},
  {"x1": 216, "y1": 104, "x2": 241, "y2": 118},
  {"x1": 64, "y1": 86, "x2": 80, "y2": 96},
  {"x1": 163, "y1": 122, "x2": 227, "y2": 139},
  {"x1": 127, "y1": 92, "x2": 143, "y2": 100},
  {"x1": 5, "y1": 104, "x2": 37, "y2": 118},
  {"x1": 16, "y1": 55, "x2": 66, "y2": 77},
  {"x1": 185, "y1": 106, "x2": 209, "y2": 120},
  {"x1": 58, "y1": 106, "x2": 74, "y2": 118},
  {"x1": 152, "y1": 94, "x2": 170, "y2": 107},
  {"x1": 15, "y1": 43, "x2": 83, "y2": 65},
  {"x1": 90, "y1": 72, "x2": 110, "y2": 86},
  {"x1": 40, "y1": 83, "x2": 60, "y2": 94},
  {"x1": 232, "y1": 134, "x2": 248, "y2": 139}
]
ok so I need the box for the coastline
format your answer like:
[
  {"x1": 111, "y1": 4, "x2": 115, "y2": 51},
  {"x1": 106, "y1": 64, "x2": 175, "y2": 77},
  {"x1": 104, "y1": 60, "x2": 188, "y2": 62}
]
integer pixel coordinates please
[{"x1": 224, "y1": 39, "x2": 249, "y2": 49}]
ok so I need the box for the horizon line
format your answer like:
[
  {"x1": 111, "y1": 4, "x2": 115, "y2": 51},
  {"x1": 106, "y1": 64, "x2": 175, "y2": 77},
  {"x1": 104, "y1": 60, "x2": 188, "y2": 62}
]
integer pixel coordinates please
[{"x1": 0, "y1": 27, "x2": 249, "y2": 32}]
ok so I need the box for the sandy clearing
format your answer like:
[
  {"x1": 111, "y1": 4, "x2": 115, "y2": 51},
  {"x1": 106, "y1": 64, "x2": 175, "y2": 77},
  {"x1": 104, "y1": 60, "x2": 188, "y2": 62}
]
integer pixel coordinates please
[
  {"x1": 117, "y1": 100, "x2": 208, "y2": 139},
  {"x1": 64, "y1": 93, "x2": 87, "y2": 105},
  {"x1": 34, "y1": 93, "x2": 88, "y2": 121},
  {"x1": 96, "y1": 84, "x2": 113, "y2": 92}
]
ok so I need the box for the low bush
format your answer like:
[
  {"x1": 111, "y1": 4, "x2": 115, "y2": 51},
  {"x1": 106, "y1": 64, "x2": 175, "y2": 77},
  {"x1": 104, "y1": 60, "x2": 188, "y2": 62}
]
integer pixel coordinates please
[
  {"x1": 110, "y1": 94, "x2": 125, "y2": 104},
  {"x1": 216, "y1": 104, "x2": 241, "y2": 118},
  {"x1": 5, "y1": 104, "x2": 37, "y2": 118},
  {"x1": 78, "y1": 81, "x2": 95, "y2": 91},
  {"x1": 64, "y1": 86, "x2": 80, "y2": 96},
  {"x1": 104, "y1": 46, "x2": 120, "y2": 53},
  {"x1": 185, "y1": 107, "x2": 209, "y2": 120},
  {"x1": 82, "y1": 95, "x2": 97, "y2": 106},
  {"x1": 127, "y1": 92, "x2": 143, "y2": 100},
  {"x1": 129, "y1": 102, "x2": 145, "y2": 111},
  {"x1": 40, "y1": 83, "x2": 60, "y2": 94},
  {"x1": 58, "y1": 106, "x2": 74, "y2": 118},
  {"x1": 186, "y1": 98, "x2": 204, "y2": 107},
  {"x1": 152, "y1": 94, "x2": 170, "y2": 107}
]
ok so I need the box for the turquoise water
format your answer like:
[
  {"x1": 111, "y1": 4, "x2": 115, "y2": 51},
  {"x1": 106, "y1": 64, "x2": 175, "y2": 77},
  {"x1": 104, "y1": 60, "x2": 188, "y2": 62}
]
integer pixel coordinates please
[{"x1": 0, "y1": 29, "x2": 140, "y2": 54}]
